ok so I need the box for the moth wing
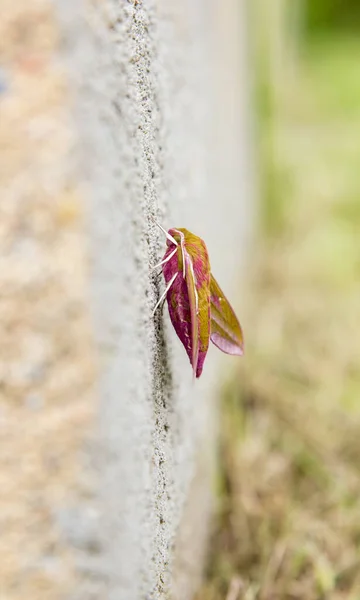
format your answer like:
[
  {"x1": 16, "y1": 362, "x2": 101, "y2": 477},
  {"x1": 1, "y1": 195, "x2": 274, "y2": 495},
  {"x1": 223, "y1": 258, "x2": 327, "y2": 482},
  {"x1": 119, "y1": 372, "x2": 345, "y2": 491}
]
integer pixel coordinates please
[
  {"x1": 184, "y1": 250, "x2": 199, "y2": 376},
  {"x1": 210, "y1": 274, "x2": 244, "y2": 355}
]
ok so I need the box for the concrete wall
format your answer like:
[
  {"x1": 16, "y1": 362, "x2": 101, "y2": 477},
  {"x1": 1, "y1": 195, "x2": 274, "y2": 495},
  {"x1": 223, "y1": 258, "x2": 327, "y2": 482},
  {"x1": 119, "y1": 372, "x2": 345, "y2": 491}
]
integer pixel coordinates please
[{"x1": 56, "y1": 0, "x2": 254, "y2": 598}]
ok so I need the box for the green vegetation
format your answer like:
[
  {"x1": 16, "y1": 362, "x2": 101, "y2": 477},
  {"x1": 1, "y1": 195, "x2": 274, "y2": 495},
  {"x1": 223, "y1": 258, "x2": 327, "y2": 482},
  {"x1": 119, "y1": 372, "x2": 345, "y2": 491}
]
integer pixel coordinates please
[
  {"x1": 306, "y1": 0, "x2": 360, "y2": 32},
  {"x1": 197, "y1": 31, "x2": 360, "y2": 600}
]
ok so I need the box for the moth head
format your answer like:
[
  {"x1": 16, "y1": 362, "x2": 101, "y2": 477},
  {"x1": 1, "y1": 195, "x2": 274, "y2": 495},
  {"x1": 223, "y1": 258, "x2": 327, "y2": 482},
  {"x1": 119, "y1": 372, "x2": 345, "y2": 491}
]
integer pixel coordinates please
[{"x1": 167, "y1": 228, "x2": 183, "y2": 248}]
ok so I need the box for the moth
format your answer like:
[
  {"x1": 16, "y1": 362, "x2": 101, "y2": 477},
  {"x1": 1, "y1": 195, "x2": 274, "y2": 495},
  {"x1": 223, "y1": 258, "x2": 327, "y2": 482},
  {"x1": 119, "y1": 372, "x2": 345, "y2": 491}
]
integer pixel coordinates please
[{"x1": 152, "y1": 220, "x2": 244, "y2": 378}]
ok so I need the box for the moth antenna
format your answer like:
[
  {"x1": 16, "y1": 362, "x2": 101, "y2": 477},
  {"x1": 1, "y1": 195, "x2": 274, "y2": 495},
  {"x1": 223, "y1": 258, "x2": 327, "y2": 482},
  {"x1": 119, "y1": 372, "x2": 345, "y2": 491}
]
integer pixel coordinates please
[
  {"x1": 158, "y1": 297, "x2": 167, "y2": 312},
  {"x1": 152, "y1": 272, "x2": 178, "y2": 315},
  {"x1": 150, "y1": 215, "x2": 178, "y2": 246},
  {"x1": 171, "y1": 227, "x2": 186, "y2": 278}
]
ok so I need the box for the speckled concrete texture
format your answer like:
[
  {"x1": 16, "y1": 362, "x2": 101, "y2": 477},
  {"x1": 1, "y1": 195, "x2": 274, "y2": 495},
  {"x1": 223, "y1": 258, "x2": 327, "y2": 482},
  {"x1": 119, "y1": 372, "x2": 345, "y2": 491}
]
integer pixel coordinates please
[{"x1": 54, "y1": 0, "x2": 254, "y2": 599}]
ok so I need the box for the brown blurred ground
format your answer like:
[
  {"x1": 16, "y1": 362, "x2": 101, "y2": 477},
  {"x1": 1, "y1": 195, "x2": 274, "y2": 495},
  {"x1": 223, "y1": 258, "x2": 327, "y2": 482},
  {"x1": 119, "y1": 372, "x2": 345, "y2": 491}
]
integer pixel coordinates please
[{"x1": 0, "y1": 1, "x2": 95, "y2": 598}]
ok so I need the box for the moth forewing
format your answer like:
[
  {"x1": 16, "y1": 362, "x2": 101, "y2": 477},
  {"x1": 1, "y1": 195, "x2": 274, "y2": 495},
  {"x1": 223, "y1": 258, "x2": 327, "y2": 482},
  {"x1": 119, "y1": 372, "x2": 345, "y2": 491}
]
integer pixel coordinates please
[
  {"x1": 209, "y1": 274, "x2": 244, "y2": 355},
  {"x1": 184, "y1": 250, "x2": 199, "y2": 376}
]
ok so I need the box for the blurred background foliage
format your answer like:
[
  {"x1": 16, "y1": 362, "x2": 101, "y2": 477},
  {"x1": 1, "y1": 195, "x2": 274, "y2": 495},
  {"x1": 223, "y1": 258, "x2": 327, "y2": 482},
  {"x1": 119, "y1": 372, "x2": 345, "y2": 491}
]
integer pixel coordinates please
[
  {"x1": 197, "y1": 0, "x2": 360, "y2": 598},
  {"x1": 306, "y1": 0, "x2": 360, "y2": 32}
]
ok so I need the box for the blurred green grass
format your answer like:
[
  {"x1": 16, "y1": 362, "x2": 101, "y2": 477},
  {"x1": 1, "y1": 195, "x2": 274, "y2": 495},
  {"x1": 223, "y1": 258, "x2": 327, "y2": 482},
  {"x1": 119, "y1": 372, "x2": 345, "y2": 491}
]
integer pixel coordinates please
[
  {"x1": 197, "y1": 33, "x2": 360, "y2": 600},
  {"x1": 296, "y1": 34, "x2": 360, "y2": 117}
]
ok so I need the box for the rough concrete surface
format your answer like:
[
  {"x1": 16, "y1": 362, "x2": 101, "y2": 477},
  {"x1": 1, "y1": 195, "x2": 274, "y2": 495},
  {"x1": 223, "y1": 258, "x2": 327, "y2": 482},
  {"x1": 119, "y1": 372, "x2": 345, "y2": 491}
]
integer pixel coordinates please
[{"x1": 0, "y1": 0, "x2": 253, "y2": 599}]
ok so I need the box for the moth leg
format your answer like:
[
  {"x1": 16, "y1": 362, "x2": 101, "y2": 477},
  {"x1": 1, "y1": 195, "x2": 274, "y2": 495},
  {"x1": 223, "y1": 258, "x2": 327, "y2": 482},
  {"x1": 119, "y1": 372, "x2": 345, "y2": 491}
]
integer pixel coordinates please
[
  {"x1": 150, "y1": 216, "x2": 178, "y2": 246},
  {"x1": 153, "y1": 270, "x2": 163, "y2": 281},
  {"x1": 157, "y1": 297, "x2": 166, "y2": 312},
  {"x1": 150, "y1": 246, "x2": 177, "y2": 271},
  {"x1": 152, "y1": 272, "x2": 178, "y2": 315}
]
